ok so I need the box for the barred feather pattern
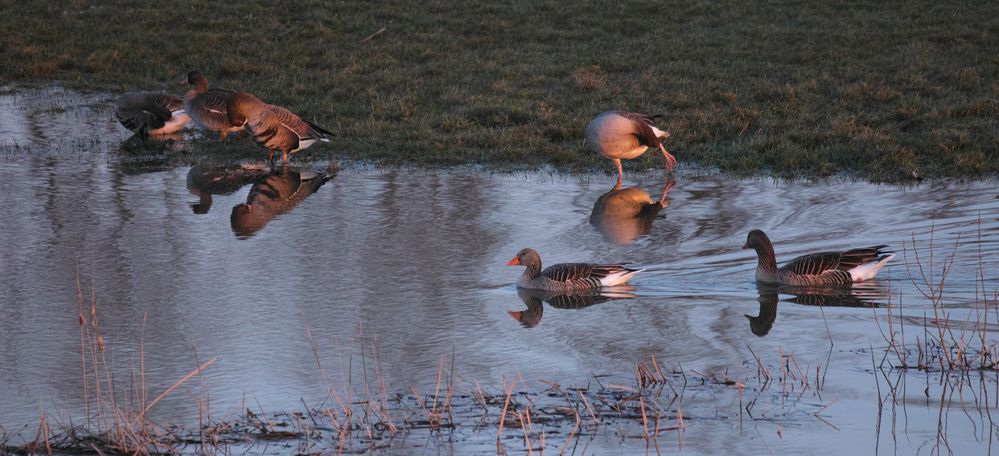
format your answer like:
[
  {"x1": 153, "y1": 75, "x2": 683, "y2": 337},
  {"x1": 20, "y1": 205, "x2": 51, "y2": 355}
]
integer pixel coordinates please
[
  {"x1": 746, "y1": 230, "x2": 894, "y2": 286},
  {"x1": 227, "y1": 91, "x2": 334, "y2": 161},
  {"x1": 511, "y1": 248, "x2": 641, "y2": 292}
]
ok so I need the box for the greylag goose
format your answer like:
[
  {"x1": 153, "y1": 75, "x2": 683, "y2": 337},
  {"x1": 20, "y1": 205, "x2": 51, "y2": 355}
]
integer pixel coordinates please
[
  {"x1": 182, "y1": 71, "x2": 241, "y2": 138},
  {"x1": 226, "y1": 91, "x2": 335, "y2": 163},
  {"x1": 506, "y1": 248, "x2": 643, "y2": 292},
  {"x1": 115, "y1": 92, "x2": 190, "y2": 136},
  {"x1": 589, "y1": 179, "x2": 675, "y2": 245},
  {"x1": 743, "y1": 230, "x2": 895, "y2": 286},
  {"x1": 585, "y1": 111, "x2": 676, "y2": 187}
]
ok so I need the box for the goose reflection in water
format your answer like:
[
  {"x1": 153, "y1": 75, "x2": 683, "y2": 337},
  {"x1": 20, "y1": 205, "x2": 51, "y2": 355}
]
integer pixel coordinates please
[
  {"x1": 186, "y1": 163, "x2": 272, "y2": 214},
  {"x1": 509, "y1": 287, "x2": 636, "y2": 328},
  {"x1": 589, "y1": 179, "x2": 676, "y2": 245},
  {"x1": 746, "y1": 282, "x2": 887, "y2": 336},
  {"x1": 231, "y1": 165, "x2": 333, "y2": 238}
]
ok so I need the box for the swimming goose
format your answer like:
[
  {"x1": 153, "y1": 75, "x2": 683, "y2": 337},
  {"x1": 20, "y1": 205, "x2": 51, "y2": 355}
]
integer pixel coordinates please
[
  {"x1": 742, "y1": 230, "x2": 895, "y2": 286},
  {"x1": 115, "y1": 92, "x2": 190, "y2": 136},
  {"x1": 586, "y1": 111, "x2": 676, "y2": 187},
  {"x1": 506, "y1": 248, "x2": 643, "y2": 292},
  {"x1": 226, "y1": 91, "x2": 335, "y2": 163},
  {"x1": 182, "y1": 71, "x2": 241, "y2": 138}
]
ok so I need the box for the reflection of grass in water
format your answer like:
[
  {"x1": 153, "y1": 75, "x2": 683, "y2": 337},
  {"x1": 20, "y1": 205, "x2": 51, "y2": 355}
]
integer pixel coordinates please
[
  {"x1": 0, "y1": 277, "x2": 835, "y2": 454},
  {"x1": 874, "y1": 216, "x2": 998, "y2": 372},
  {"x1": 869, "y1": 217, "x2": 998, "y2": 454},
  {"x1": 2, "y1": 2, "x2": 997, "y2": 180}
]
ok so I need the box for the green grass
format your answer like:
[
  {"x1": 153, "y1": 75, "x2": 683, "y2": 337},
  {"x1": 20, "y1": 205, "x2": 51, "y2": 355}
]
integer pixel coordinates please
[{"x1": 1, "y1": 0, "x2": 997, "y2": 180}]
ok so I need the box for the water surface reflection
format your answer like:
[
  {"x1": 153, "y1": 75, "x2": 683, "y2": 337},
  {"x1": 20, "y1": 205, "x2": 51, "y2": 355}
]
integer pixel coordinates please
[
  {"x1": 589, "y1": 179, "x2": 675, "y2": 245},
  {"x1": 509, "y1": 287, "x2": 636, "y2": 328}
]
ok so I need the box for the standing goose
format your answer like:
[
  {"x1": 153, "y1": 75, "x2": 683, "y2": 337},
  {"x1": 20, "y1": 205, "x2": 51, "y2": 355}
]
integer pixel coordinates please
[
  {"x1": 742, "y1": 229, "x2": 895, "y2": 286},
  {"x1": 586, "y1": 111, "x2": 677, "y2": 187},
  {"x1": 226, "y1": 91, "x2": 335, "y2": 164},
  {"x1": 506, "y1": 248, "x2": 643, "y2": 292},
  {"x1": 115, "y1": 92, "x2": 190, "y2": 136},
  {"x1": 182, "y1": 70, "x2": 241, "y2": 138}
]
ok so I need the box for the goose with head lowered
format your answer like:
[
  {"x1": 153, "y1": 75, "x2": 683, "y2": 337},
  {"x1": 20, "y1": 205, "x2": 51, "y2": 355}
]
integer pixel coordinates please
[
  {"x1": 742, "y1": 229, "x2": 895, "y2": 286},
  {"x1": 506, "y1": 248, "x2": 643, "y2": 292},
  {"x1": 115, "y1": 92, "x2": 190, "y2": 136},
  {"x1": 586, "y1": 110, "x2": 676, "y2": 187},
  {"x1": 226, "y1": 91, "x2": 335, "y2": 164}
]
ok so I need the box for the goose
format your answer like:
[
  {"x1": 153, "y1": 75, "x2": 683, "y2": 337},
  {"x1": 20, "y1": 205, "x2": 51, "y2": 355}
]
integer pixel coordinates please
[
  {"x1": 506, "y1": 248, "x2": 643, "y2": 292},
  {"x1": 742, "y1": 229, "x2": 895, "y2": 286},
  {"x1": 181, "y1": 70, "x2": 241, "y2": 138},
  {"x1": 226, "y1": 91, "x2": 335, "y2": 163},
  {"x1": 585, "y1": 111, "x2": 676, "y2": 187},
  {"x1": 114, "y1": 92, "x2": 190, "y2": 136}
]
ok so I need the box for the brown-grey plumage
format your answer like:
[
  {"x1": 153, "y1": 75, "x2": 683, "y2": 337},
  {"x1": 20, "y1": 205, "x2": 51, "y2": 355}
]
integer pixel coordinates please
[
  {"x1": 231, "y1": 166, "x2": 333, "y2": 238},
  {"x1": 226, "y1": 91, "x2": 335, "y2": 164},
  {"x1": 743, "y1": 229, "x2": 895, "y2": 286},
  {"x1": 586, "y1": 110, "x2": 676, "y2": 187},
  {"x1": 506, "y1": 248, "x2": 643, "y2": 292},
  {"x1": 182, "y1": 71, "x2": 241, "y2": 138},
  {"x1": 115, "y1": 92, "x2": 190, "y2": 136}
]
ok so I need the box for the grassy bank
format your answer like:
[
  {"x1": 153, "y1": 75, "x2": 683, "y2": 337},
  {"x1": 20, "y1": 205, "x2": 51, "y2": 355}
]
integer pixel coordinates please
[{"x1": 1, "y1": 0, "x2": 997, "y2": 180}]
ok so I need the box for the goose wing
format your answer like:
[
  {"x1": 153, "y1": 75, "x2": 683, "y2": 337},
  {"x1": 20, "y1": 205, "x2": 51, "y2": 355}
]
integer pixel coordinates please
[
  {"x1": 540, "y1": 263, "x2": 632, "y2": 287},
  {"x1": 266, "y1": 104, "x2": 334, "y2": 141},
  {"x1": 616, "y1": 111, "x2": 664, "y2": 147}
]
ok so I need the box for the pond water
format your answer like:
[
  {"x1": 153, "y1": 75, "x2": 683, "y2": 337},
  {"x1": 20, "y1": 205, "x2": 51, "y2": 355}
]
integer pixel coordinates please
[{"x1": 1, "y1": 87, "x2": 998, "y2": 454}]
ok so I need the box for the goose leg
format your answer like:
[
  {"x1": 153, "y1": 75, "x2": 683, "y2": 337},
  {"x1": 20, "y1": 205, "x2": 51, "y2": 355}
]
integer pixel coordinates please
[
  {"x1": 658, "y1": 143, "x2": 677, "y2": 172},
  {"x1": 658, "y1": 178, "x2": 676, "y2": 206},
  {"x1": 282, "y1": 150, "x2": 289, "y2": 163},
  {"x1": 614, "y1": 159, "x2": 624, "y2": 188}
]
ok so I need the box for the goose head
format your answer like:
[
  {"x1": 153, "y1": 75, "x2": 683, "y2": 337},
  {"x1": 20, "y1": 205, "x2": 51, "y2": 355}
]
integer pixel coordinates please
[{"x1": 506, "y1": 248, "x2": 541, "y2": 268}]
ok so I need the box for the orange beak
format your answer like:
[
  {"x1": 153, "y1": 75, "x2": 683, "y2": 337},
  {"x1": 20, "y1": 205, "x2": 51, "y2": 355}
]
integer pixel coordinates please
[{"x1": 506, "y1": 256, "x2": 520, "y2": 266}]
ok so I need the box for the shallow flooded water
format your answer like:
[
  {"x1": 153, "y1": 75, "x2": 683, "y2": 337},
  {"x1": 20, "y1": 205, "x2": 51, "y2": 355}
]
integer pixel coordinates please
[{"x1": 1, "y1": 88, "x2": 998, "y2": 454}]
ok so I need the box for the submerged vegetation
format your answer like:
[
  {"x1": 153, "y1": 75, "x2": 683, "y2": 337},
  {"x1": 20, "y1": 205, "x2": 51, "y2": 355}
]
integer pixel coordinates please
[{"x1": 1, "y1": 1, "x2": 997, "y2": 180}]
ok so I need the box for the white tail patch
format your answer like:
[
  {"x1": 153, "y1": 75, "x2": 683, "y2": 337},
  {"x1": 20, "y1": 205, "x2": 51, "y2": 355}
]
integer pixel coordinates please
[
  {"x1": 650, "y1": 126, "x2": 669, "y2": 140},
  {"x1": 600, "y1": 268, "x2": 644, "y2": 287},
  {"x1": 849, "y1": 253, "x2": 895, "y2": 282}
]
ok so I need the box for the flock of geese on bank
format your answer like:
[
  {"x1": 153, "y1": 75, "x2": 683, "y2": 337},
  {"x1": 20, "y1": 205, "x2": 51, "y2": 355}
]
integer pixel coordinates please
[{"x1": 115, "y1": 71, "x2": 896, "y2": 302}]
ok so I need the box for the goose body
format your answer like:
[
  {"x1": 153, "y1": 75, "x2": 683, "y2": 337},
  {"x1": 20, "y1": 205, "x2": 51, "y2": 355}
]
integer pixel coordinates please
[
  {"x1": 743, "y1": 230, "x2": 895, "y2": 286},
  {"x1": 586, "y1": 111, "x2": 676, "y2": 186},
  {"x1": 506, "y1": 248, "x2": 642, "y2": 292},
  {"x1": 226, "y1": 91, "x2": 335, "y2": 163},
  {"x1": 182, "y1": 71, "x2": 241, "y2": 138},
  {"x1": 115, "y1": 92, "x2": 190, "y2": 135}
]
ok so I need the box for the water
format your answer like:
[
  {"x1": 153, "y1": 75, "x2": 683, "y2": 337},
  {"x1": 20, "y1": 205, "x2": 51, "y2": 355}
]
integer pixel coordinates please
[{"x1": 1, "y1": 87, "x2": 998, "y2": 454}]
